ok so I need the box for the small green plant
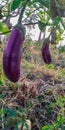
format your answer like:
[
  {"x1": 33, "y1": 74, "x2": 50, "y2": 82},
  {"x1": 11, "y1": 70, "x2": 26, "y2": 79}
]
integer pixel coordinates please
[
  {"x1": 42, "y1": 95, "x2": 65, "y2": 130},
  {"x1": 59, "y1": 46, "x2": 65, "y2": 54},
  {"x1": 0, "y1": 104, "x2": 31, "y2": 129},
  {"x1": 42, "y1": 115, "x2": 65, "y2": 130},
  {"x1": 45, "y1": 63, "x2": 55, "y2": 69}
]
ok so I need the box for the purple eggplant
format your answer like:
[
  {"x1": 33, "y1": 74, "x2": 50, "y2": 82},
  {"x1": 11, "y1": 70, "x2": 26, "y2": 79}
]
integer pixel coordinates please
[
  {"x1": 42, "y1": 39, "x2": 51, "y2": 64},
  {"x1": 3, "y1": 27, "x2": 24, "y2": 82}
]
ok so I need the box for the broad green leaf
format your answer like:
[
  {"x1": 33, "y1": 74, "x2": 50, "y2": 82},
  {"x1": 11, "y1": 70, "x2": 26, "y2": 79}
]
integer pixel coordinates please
[
  {"x1": 38, "y1": 21, "x2": 46, "y2": 32},
  {"x1": 40, "y1": 0, "x2": 50, "y2": 8},
  {"x1": 10, "y1": 0, "x2": 22, "y2": 11},
  {"x1": 0, "y1": 22, "x2": 10, "y2": 36},
  {"x1": 52, "y1": 17, "x2": 61, "y2": 27}
]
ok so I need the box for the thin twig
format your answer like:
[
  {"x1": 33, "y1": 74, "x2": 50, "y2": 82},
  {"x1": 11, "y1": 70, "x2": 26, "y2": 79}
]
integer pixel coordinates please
[
  {"x1": 24, "y1": 22, "x2": 38, "y2": 26},
  {"x1": 0, "y1": 30, "x2": 11, "y2": 35},
  {"x1": 0, "y1": 22, "x2": 38, "y2": 35},
  {"x1": 18, "y1": 0, "x2": 30, "y2": 24}
]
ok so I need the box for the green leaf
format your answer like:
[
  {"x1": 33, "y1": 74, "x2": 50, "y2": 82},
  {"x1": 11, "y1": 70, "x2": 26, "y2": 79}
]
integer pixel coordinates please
[
  {"x1": 62, "y1": 125, "x2": 65, "y2": 130},
  {"x1": 45, "y1": 64, "x2": 55, "y2": 69},
  {"x1": 57, "y1": 115, "x2": 62, "y2": 122},
  {"x1": 38, "y1": 21, "x2": 46, "y2": 32},
  {"x1": 53, "y1": 17, "x2": 61, "y2": 24},
  {"x1": 42, "y1": 125, "x2": 52, "y2": 130},
  {"x1": 0, "y1": 109, "x2": 4, "y2": 115},
  {"x1": 0, "y1": 22, "x2": 10, "y2": 36},
  {"x1": 59, "y1": 46, "x2": 65, "y2": 54},
  {"x1": 10, "y1": 0, "x2": 22, "y2": 11},
  {"x1": 4, "y1": 108, "x2": 17, "y2": 118},
  {"x1": 40, "y1": 0, "x2": 50, "y2": 8},
  {"x1": 0, "y1": 79, "x2": 3, "y2": 85}
]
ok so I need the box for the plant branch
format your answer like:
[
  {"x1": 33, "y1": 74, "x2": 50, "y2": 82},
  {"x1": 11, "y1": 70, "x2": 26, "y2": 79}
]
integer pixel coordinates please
[
  {"x1": 0, "y1": 30, "x2": 11, "y2": 35},
  {"x1": 24, "y1": 22, "x2": 38, "y2": 25},
  {"x1": 0, "y1": 21, "x2": 39, "y2": 35},
  {"x1": 18, "y1": 0, "x2": 30, "y2": 24}
]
